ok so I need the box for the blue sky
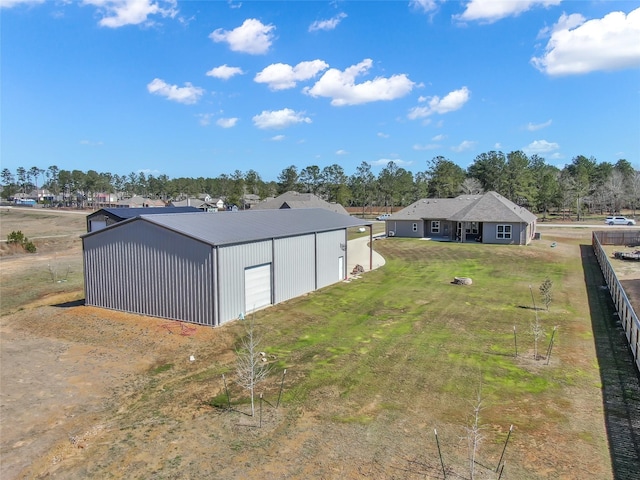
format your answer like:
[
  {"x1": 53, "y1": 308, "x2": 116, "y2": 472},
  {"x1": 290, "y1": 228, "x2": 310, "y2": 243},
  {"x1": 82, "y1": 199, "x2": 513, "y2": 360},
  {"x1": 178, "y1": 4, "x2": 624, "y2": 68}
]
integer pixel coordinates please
[{"x1": 2, "y1": 0, "x2": 639, "y2": 181}]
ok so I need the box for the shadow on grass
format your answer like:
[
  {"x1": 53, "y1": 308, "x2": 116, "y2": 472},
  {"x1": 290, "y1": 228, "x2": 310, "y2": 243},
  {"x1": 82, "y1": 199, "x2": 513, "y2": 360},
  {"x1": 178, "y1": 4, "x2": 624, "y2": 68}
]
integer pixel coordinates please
[
  {"x1": 53, "y1": 299, "x2": 85, "y2": 308},
  {"x1": 517, "y1": 305, "x2": 544, "y2": 311},
  {"x1": 580, "y1": 244, "x2": 640, "y2": 478}
]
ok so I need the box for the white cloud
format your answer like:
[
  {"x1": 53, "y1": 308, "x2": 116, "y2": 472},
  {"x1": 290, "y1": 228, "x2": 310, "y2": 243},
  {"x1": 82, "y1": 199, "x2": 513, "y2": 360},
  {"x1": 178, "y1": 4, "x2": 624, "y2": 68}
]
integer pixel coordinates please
[
  {"x1": 377, "y1": 132, "x2": 390, "y2": 138},
  {"x1": 532, "y1": 8, "x2": 640, "y2": 75},
  {"x1": 206, "y1": 64, "x2": 244, "y2": 80},
  {"x1": 408, "y1": 86, "x2": 470, "y2": 119},
  {"x1": 147, "y1": 78, "x2": 204, "y2": 104},
  {"x1": 252, "y1": 108, "x2": 311, "y2": 129},
  {"x1": 137, "y1": 168, "x2": 162, "y2": 176},
  {"x1": 197, "y1": 113, "x2": 213, "y2": 126},
  {"x1": 432, "y1": 134, "x2": 446, "y2": 141},
  {"x1": 455, "y1": 0, "x2": 560, "y2": 24},
  {"x1": 271, "y1": 135, "x2": 285, "y2": 141},
  {"x1": 79, "y1": 139, "x2": 104, "y2": 146},
  {"x1": 82, "y1": 0, "x2": 178, "y2": 28},
  {"x1": 523, "y1": 139, "x2": 560, "y2": 155},
  {"x1": 371, "y1": 158, "x2": 412, "y2": 167},
  {"x1": 1, "y1": 0, "x2": 44, "y2": 8},
  {"x1": 526, "y1": 119, "x2": 552, "y2": 131},
  {"x1": 413, "y1": 143, "x2": 439, "y2": 150},
  {"x1": 304, "y1": 59, "x2": 414, "y2": 106},
  {"x1": 336, "y1": 149, "x2": 348, "y2": 155},
  {"x1": 254, "y1": 60, "x2": 329, "y2": 90},
  {"x1": 409, "y1": 0, "x2": 439, "y2": 13},
  {"x1": 309, "y1": 12, "x2": 347, "y2": 32},
  {"x1": 209, "y1": 18, "x2": 275, "y2": 55},
  {"x1": 217, "y1": 117, "x2": 238, "y2": 128},
  {"x1": 451, "y1": 140, "x2": 476, "y2": 152}
]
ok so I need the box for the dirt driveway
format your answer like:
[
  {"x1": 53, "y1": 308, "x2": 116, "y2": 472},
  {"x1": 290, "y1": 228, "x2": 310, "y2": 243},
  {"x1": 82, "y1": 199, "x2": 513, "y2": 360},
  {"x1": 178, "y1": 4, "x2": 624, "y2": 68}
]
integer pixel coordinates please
[{"x1": 0, "y1": 304, "x2": 228, "y2": 479}]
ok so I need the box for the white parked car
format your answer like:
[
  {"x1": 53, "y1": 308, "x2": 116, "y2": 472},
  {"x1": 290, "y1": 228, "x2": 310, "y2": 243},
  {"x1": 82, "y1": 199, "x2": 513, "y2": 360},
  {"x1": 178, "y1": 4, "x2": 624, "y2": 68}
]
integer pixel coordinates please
[
  {"x1": 376, "y1": 214, "x2": 391, "y2": 221},
  {"x1": 605, "y1": 216, "x2": 636, "y2": 225}
]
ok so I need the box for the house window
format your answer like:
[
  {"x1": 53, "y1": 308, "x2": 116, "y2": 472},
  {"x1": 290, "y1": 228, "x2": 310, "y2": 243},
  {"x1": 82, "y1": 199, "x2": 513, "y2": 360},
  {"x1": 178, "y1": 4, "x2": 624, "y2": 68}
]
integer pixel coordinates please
[
  {"x1": 465, "y1": 222, "x2": 479, "y2": 234},
  {"x1": 412, "y1": 223, "x2": 418, "y2": 232},
  {"x1": 431, "y1": 221, "x2": 440, "y2": 233},
  {"x1": 497, "y1": 224, "x2": 512, "y2": 239}
]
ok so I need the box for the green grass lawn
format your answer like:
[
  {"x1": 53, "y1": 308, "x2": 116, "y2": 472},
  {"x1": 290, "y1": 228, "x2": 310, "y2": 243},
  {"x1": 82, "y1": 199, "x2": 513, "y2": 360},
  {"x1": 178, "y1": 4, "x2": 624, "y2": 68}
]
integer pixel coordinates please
[
  {"x1": 3, "y1": 226, "x2": 612, "y2": 478},
  {"x1": 212, "y1": 236, "x2": 608, "y2": 476},
  {"x1": 265, "y1": 239, "x2": 574, "y2": 403}
]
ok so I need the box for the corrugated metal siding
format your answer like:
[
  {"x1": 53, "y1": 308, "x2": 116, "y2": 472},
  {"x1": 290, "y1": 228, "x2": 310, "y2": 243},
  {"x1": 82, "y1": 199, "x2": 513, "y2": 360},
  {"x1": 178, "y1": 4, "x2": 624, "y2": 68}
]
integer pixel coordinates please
[
  {"x1": 316, "y1": 230, "x2": 346, "y2": 288},
  {"x1": 83, "y1": 221, "x2": 216, "y2": 325},
  {"x1": 217, "y1": 240, "x2": 273, "y2": 324},
  {"x1": 274, "y1": 235, "x2": 316, "y2": 303}
]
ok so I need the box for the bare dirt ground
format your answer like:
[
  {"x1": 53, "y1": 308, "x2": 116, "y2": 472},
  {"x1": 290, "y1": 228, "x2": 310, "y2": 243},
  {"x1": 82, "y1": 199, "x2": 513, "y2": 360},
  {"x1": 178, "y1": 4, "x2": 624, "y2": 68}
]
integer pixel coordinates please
[
  {"x1": 599, "y1": 239, "x2": 640, "y2": 313},
  {"x1": 0, "y1": 210, "x2": 637, "y2": 479}
]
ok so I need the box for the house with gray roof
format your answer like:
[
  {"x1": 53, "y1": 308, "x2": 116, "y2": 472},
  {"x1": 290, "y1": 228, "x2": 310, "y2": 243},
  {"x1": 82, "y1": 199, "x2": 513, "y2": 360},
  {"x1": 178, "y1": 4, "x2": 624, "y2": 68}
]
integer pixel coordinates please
[
  {"x1": 170, "y1": 197, "x2": 225, "y2": 211},
  {"x1": 82, "y1": 208, "x2": 372, "y2": 326},
  {"x1": 253, "y1": 191, "x2": 349, "y2": 215},
  {"x1": 386, "y1": 191, "x2": 537, "y2": 245},
  {"x1": 116, "y1": 195, "x2": 165, "y2": 208}
]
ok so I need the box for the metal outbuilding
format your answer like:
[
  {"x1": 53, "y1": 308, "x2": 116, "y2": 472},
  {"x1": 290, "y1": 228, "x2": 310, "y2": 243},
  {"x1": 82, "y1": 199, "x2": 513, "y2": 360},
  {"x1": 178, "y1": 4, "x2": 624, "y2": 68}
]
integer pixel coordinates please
[
  {"x1": 82, "y1": 208, "x2": 372, "y2": 326},
  {"x1": 86, "y1": 206, "x2": 201, "y2": 232}
]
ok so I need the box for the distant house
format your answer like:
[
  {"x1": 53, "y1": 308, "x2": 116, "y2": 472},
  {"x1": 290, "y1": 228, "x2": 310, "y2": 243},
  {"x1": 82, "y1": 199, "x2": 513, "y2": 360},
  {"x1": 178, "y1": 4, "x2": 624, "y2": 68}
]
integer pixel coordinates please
[
  {"x1": 86, "y1": 206, "x2": 201, "y2": 232},
  {"x1": 242, "y1": 193, "x2": 261, "y2": 209},
  {"x1": 93, "y1": 192, "x2": 119, "y2": 208},
  {"x1": 82, "y1": 208, "x2": 372, "y2": 326},
  {"x1": 171, "y1": 197, "x2": 225, "y2": 211},
  {"x1": 116, "y1": 195, "x2": 165, "y2": 208},
  {"x1": 13, "y1": 194, "x2": 36, "y2": 206},
  {"x1": 253, "y1": 191, "x2": 349, "y2": 215},
  {"x1": 386, "y1": 191, "x2": 537, "y2": 245},
  {"x1": 27, "y1": 189, "x2": 54, "y2": 203}
]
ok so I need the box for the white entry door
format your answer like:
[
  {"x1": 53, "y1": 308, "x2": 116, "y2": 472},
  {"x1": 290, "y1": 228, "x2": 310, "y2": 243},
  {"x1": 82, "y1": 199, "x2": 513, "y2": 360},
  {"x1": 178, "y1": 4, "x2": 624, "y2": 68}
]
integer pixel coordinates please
[
  {"x1": 338, "y1": 256, "x2": 344, "y2": 280},
  {"x1": 245, "y1": 264, "x2": 272, "y2": 313}
]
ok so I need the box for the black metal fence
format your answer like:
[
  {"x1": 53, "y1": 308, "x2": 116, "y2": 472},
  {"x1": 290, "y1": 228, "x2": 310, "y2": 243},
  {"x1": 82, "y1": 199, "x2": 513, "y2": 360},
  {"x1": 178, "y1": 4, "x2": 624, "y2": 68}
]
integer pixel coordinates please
[{"x1": 593, "y1": 230, "x2": 640, "y2": 372}]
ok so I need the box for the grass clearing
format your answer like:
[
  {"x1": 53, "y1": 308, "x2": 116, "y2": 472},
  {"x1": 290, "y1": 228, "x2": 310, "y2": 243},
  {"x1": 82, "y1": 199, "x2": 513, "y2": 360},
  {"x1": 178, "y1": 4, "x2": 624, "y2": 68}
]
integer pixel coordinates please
[{"x1": 1, "y1": 213, "x2": 622, "y2": 479}]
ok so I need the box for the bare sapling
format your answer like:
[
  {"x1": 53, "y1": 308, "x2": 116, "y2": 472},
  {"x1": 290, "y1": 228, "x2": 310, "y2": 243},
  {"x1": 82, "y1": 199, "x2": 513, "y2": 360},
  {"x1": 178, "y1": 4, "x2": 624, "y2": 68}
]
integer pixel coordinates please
[
  {"x1": 465, "y1": 386, "x2": 485, "y2": 480},
  {"x1": 48, "y1": 262, "x2": 70, "y2": 283},
  {"x1": 539, "y1": 277, "x2": 553, "y2": 311},
  {"x1": 530, "y1": 285, "x2": 545, "y2": 360},
  {"x1": 235, "y1": 314, "x2": 270, "y2": 417}
]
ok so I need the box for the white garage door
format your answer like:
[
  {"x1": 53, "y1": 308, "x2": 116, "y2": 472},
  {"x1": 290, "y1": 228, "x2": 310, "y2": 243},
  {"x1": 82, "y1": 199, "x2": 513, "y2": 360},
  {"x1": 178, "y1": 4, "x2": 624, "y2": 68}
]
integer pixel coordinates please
[
  {"x1": 89, "y1": 220, "x2": 107, "y2": 232},
  {"x1": 245, "y1": 264, "x2": 272, "y2": 313}
]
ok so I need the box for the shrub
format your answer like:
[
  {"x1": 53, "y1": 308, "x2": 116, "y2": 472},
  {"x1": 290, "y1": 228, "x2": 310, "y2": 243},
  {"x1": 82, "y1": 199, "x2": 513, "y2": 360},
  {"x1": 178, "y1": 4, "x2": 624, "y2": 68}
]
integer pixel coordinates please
[
  {"x1": 7, "y1": 230, "x2": 26, "y2": 244},
  {"x1": 6, "y1": 230, "x2": 37, "y2": 253}
]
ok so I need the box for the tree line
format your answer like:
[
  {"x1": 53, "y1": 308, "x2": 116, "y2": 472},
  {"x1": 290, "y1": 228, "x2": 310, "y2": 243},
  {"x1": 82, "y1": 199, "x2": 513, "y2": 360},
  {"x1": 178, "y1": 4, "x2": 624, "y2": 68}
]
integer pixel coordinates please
[{"x1": 1, "y1": 152, "x2": 638, "y2": 217}]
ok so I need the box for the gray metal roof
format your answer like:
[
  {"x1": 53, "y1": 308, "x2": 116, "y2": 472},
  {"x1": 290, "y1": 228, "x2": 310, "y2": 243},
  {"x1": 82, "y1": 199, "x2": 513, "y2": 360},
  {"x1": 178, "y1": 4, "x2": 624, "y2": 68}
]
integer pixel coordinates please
[
  {"x1": 390, "y1": 191, "x2": 536, "y2": 223},
  {"x1": 84, "y1": 208, "x2": 370, "y2": 246},
  {"x1": 89, "y1": 206, "x2": 201, "y2": 220}
]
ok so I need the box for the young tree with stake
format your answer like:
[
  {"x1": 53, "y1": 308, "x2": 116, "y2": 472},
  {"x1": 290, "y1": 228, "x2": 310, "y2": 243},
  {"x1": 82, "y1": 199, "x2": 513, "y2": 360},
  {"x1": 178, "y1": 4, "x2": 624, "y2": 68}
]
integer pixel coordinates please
[
  {"x1": 235, "y1": 314, "x2": 270, "y2": 417},
  {"x1": 530, "y1": 285, "x2": 545, "y2": 360},
  {"x1": 465, "y1": 386, "x2": 485, "y2": 480}
]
